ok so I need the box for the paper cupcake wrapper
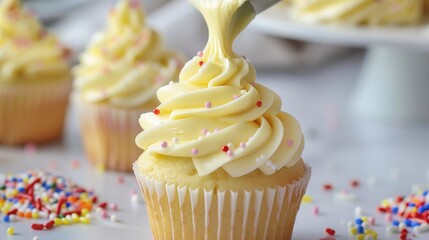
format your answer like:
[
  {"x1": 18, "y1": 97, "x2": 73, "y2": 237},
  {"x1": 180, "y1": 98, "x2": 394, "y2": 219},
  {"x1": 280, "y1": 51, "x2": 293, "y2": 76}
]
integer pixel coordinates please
[
  {"x1": 134, "y1": 165, "x2": 311, "y2": 240},
  {"x1": 75, "y1": 96, "x2": 146, "y2": 172},
  {"x1": 0, "y1": 80, "x2": 71, "y2": 145}
]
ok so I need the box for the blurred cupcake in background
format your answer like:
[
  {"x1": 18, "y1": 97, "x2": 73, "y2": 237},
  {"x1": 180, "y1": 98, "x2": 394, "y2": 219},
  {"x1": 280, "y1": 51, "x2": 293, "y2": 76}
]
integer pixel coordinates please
[
  {"x1": 290, "y1": 0, "x2": 426, "y2": 25},
  {"x1": 0, "y1": 0, "x2": 72, "y2": 145},
  {"x1": 73, "y1": 0, "x2": 185, "y2": 172}
]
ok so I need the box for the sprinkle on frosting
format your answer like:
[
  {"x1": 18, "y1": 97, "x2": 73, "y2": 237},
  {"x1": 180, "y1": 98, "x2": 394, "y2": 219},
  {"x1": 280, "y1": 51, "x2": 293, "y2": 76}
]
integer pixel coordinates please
[
  {"x1": 73, "y1": 0, "x2": 184, "y2": 108},
  {"x1": 136, "y1": 0, "x2": 305, "y2": 177},
  {"x1": 0, "y1": 0, "x2": 70, "y2": 83}
]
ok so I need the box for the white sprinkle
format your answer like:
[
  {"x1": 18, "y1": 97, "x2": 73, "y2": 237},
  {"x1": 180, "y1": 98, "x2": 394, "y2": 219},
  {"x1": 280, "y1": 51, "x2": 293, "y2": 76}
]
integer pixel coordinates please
[
  {"x1": 96, "y1": 207, "x2": 103, "y2": 213},
  {"x1": 9, "y1": 215, "x2": 16, "y2": 222},
  {"x1": 110, "y1": 214, "x2": 117, "y2": 222},
  {"x1": 334, "y1": 191, "x2": 356, "y2": 202},
  {"x1": 414, "y1": 224, "x2": 429, "y2": 233},
  {"x1": 49, "y1": 213, "x2": 57, "y2": 220},
  {"x1": 354, "y1": 206, "x2": 363, "y2": 218},
  {"x1": 227, "y1": 143, "x2": 234, "y2": 148},
  {"x1": 33, "y1": 237, "x2": 39, "y2": 240},
  {"x1": 131, "y1": 194, "x2": 139, "y2": 203},
  {"x1": 172, "y1": 137, "x2": 179, "y2": 144},
  {"x1": 386, "y1": 225, "x2": 400, "y2": 233},
  {"x1": 86, "y1": 213, "x2": 92, "y2": 219}
]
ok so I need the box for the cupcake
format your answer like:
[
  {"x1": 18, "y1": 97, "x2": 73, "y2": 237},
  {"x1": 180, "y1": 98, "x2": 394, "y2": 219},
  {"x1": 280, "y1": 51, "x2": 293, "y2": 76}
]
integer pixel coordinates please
[
  {"x1": 0, "y1": 0, "x2": 71, "y2": 145},
  {"x1": 73, "y1": 0, "x2": 185, "y2": 172},
  {"x1": 134, "y1": 0, "x2": 311, "y2": 239},
  {"x1": 290, "y1": 0, "x2": 425, "y2": 25}
]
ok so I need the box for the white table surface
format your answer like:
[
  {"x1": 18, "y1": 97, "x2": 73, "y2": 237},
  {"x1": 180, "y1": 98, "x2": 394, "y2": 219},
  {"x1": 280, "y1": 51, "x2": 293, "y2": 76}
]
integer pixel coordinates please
[{"x1": 1, "y1": 51, "x2": 429, "y2": 240}]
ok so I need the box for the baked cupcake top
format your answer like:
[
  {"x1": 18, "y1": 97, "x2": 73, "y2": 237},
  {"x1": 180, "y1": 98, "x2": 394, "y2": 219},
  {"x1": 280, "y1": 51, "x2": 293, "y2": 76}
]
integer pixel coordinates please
[
  {"x1": 0, "y1": 0, "x2": 70, "y2": 83},
  {"x1": 290, "y1": 0, "x2": 424, "y2": 25},
  {"x1": 136, "y1": 0, "x2": 304, "y2": 178},
  {"x1": 73, "y1": 0, "x2": 184, "y2": 108}
]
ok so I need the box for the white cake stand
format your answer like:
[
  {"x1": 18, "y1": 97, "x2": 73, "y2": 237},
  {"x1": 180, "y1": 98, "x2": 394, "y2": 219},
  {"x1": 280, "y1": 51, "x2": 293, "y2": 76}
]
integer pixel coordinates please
[{"x1": 251, "y1": 4, "x2": 429, "y2": 121}]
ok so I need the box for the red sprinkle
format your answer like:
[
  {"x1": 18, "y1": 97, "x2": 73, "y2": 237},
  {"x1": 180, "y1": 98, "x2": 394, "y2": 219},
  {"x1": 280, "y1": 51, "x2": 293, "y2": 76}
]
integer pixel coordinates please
[
  {"x1": 31, "y1": 223, "x2": 45, "y2": 230},
  {"x1": 56, "y1": 197, "x2": 66, "y2": 215},
  {"x1": 256, "y1": 101, "x2": 262, "y2": 107},
  {"x1": 98, "y1": 202, "x2": 108, "y2": 209},
  {"x1": 6, "y1": 208, "x2": 18, "y2": 215},
  {"x1": 350, "y1": 179, "x2": 360, "y2": 188},
  {"x1": 222, "y1": 146, "x2": 229, "y2": 152},
  {"x1": 199, "y1": 61, "x2": 204, "y2": 66},
  {"x1": 325, "y1": 228, "x2": 336, "y2": 236},
  {"x1": 45, "y1": 220, "x2": 55, "y2": 230},
  {"x1": 153, "y1": 108, "x2": 160, "y2": 115},
  {"x1": 323, "y1": 184, "x2": 333, "y2": 191}
]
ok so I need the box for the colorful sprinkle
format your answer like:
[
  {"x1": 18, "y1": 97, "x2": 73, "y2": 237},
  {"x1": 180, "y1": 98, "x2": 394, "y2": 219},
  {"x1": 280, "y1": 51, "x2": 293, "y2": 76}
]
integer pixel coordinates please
[
  {"x1": 205, "y1": 101, "x2": 212, "y2": 108},
  {"x1": 325, "y1": 228, "x2": 336, "y2": 236},
  {"x1": 312, "y1": 206, "x2": 320, "y2": 216},
  {"x1": 286, "y1": 140, "x2": 294, "y2": 147},
  {"x1": 197, "y1": 51, "x2": 204, "y2": 57},
  {"x1": 240, "y1": 142, "x2": 246, "y2": 149},
  {"x1": 199, "y1": 61, "x2": 204, "y2": 66},
  {"x1": 153, "y1": 108, "x2": 160, "y2": 115},
  {"x1": 227, "y1": 150, "x2": 234, "y2": 158},
  {"x1": 192, "y1": 148, "x2": 199, "y2": 155},
  {"x1": 350, "y1": 179, "x2": 360, "y2": 188},
  {"x1": 222, "y1": 146, "x2": 229, "y2": 152},
  {"x1": 7, "y1": 226, "x2": 14, "y2": 235},
  {"x1": 172, "y1": 137, "x2": 179, "y2": 144},
  {"x1": 160, "y1": 141, "x2": 168, "y2": 149},
  {"x1": 233, "y1": 95, "x2": 240, "y2": 100},
  {"x1": 323, "y1": 183, "x2": 333, "y2": 191},
  {"x1": 256, "y1": 101, "x2": 262, "y2": 107}
]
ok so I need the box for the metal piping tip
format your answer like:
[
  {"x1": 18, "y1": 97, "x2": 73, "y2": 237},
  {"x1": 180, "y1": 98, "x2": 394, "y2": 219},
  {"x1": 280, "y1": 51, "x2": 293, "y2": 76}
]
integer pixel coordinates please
[{"x1": 247, "y1": 0, "x2": 281, "y2": 14}]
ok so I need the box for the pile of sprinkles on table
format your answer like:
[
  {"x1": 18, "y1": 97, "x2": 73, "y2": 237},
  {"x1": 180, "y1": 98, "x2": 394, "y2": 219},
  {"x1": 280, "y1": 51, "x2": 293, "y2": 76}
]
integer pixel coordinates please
[
  {"x1": 0, "y1": 170, "x2": 118, "y2": 233},
  {"x1": 379, "y1": 190, "x2": 429, "y2": 236}
]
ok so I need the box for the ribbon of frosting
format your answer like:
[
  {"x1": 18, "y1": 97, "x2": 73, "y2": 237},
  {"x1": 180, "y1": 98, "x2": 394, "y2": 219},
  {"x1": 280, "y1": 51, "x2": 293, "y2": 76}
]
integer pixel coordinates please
[
  {"x1": 0, "y1": 0, "x2": 70, "y2": 83},
  {"x1": 73, "y1": 0, "x2": 184, "y2": 108},
  {"x1": 136, "y1": 0, "x2": 304, "y2": 177},
  {"x1": 290, "y1": 0, "x2": 423, "y2": 25}
]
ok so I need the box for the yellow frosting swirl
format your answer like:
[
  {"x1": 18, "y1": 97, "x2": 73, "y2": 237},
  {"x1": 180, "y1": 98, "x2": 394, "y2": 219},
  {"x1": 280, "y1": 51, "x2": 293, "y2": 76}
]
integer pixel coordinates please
[
  {"x1": 136, "y1": 0, "x2": 304, "y2": 178},
  {"x1": 0, "y1": 0, "x2": 70, "y2": 83},
  {"x1": 290, "y1": 0, "x2": 424, "y2": 25},
  {"x1": 73, "y1": 0, "x2": 185, "y2": 108}
]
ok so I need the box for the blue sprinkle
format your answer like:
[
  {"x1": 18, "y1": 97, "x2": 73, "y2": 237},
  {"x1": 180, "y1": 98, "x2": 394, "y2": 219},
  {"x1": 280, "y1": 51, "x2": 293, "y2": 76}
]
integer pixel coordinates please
[
  {"x1": 405, "y1": 219, "x2": 412, "y2": 227},
  {"x1": 392, "y1": 206, "x2": 399, "y2": 214},
  {"x1": 18, "y1": 187, "x2": 25, "y2": 193},
  {"x1": 392, "y1": 220, "x2": 400, "y2": 226},
  {"x1": 3, "y1": 215, "x2": 10, "y2": 222},
  {"x1": 411, "y1": 221, "x2": 421, "y2": 228},
  {"x1": 17, "y1": 179, "x2": 23, "y2": 183},
  {"x1": 408, "y1": 203, "x2": 416, "y2": 207},
  {"x1": 355, "y1": 218, "x2": 363, "y2": 225},
  {"x1": 418, "y1": 206, "x2": 425, "y2": 214},
  {"x1": 357, "y1": 226, "x2": 364, "y2": 234},
  {"x1": 65, "y1": 202, "x2": 72, "y2": 208},
  {"x1": 423, "y1": 191, "x2": 429, "y2": 196}
]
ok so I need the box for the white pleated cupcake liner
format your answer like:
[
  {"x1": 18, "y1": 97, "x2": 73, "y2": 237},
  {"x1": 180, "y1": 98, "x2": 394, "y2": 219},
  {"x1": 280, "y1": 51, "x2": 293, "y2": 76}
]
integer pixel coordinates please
[
  {"x1": 134, "y1": 164, "x2": 311, "y2": 240},
  {"x1": 0, "y1": 80, "x2": 71, "y2": 144},
  {"x1": 75, "y1": 95, "x2": 145, "y2": 171}
]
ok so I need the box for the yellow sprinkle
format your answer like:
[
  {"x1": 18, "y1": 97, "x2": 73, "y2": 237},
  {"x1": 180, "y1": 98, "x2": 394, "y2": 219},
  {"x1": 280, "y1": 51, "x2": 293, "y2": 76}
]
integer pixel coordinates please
[
  {"x1": 32, "y1": 212, "x2": 39, "y2": 219},
  {"x1": 97, "y1": 164, "x2": 105, "y2": 173},
  {"x1": 349, "y1": 227, "x2": 357, "y2": 234},
  {"x1": 61, "y1": 218, "x2": 70, "y2": 225},
  {"x1": 72, "y1": 213, "x2": 79, "y2": 223},
  {"x1": 54, "y1": 218, "x2": 62, "y2": 226},
  {"x1": 42, "y1": 195, "x2": 49, "y2": 203},
  {"x1": 7, "y1": 227, "x2": 14, "y2": 235},
  {"x1": 81, "y1": 208, "x2": 89, "y2": 216},
  {"x1": 301, "y1": 195, "x2": 313, "y2": 203},
  {"x1": 357, "y1": 234, "x2": 365, "y2": 240},
  {"x1": 80, "y1": 217, "x2": 90, "y2": 224},
  {"x1": 411, "y1": 208, "x2": 417, "y2": 213},
  {"x1": 361, "y1": 216, "x2": 368, "y2": 222}
]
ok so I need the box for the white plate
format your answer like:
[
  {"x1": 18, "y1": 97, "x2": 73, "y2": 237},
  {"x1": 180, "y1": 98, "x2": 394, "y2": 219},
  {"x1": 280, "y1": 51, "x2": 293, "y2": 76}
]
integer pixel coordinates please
[{"x1": 251, "y1": 2, "x2": 429, "y2": 50}]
